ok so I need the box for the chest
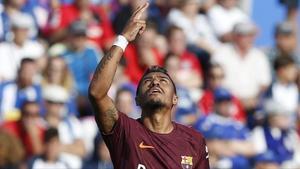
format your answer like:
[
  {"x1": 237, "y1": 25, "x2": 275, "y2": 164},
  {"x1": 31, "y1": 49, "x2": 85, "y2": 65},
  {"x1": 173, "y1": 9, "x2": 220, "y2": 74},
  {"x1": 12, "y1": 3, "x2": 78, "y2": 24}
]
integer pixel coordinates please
[{"x1": 123, "y1": 130, "x2": 200, "y2": 169}]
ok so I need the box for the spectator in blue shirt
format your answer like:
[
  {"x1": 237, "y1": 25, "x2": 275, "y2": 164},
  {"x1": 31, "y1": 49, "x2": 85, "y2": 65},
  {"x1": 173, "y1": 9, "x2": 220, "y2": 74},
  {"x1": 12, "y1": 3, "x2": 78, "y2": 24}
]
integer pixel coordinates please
[
  {"x1": 62, "y1": 20, "x2": 101, "y2": 116},
  {"x1": 194, "y1": 87, "x2": 256, "y2": 169},
  {"x1": 0, "y1": 58, "x2": 42, "y2": 122}
]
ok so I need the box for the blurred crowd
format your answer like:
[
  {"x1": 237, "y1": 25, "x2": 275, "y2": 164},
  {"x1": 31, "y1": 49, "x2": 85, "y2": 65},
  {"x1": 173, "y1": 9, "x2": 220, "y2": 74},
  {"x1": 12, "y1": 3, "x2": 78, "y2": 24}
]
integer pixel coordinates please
[{"x1": 0, "y1": 0, "x2": 298, "y2": 169}]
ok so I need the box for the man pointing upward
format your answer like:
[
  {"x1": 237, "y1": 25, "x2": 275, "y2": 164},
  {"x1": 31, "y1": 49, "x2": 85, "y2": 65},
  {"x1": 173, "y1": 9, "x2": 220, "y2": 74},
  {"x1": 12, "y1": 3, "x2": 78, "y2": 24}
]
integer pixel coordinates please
[{"x1": 88, "y1": 2, "x2": 209, "y2": 169}]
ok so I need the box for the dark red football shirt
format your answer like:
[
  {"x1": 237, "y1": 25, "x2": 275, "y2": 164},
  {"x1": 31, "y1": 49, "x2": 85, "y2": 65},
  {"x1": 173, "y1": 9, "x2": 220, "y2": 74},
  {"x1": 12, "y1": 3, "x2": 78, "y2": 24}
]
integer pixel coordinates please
[{"x1": 102, "y1": 113, "x2": 210, "y2": 169}]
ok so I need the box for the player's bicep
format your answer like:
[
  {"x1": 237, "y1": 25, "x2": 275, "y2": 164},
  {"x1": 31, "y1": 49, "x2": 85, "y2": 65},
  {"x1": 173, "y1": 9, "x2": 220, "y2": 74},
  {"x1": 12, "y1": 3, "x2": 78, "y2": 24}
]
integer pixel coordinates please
[{"x1": 90, "y1": 95, "x2": 119, "y2": 134}]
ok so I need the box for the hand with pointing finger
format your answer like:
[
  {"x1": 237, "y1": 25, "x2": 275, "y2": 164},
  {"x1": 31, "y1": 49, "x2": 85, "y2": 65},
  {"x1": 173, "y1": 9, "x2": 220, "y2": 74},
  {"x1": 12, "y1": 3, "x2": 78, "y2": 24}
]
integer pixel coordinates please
[{"x1": 121, "y1": 2, "x2": 149, "y2": 42}]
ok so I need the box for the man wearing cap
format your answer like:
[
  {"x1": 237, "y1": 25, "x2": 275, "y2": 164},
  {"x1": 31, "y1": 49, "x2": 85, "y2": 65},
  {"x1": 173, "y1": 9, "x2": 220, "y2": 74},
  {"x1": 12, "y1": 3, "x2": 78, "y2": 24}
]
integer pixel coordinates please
[
  {"x1": 44, "y1": 85, "x2": 86, "y2": 169},
  {"x1": 266, "y1": 22, "x2": 299, "y2": 66},
  {"x1": 194, "y1": 87, "x2": 255, "y2": 169},
  {"x1": 89, "y1": 3, "x2": 209, "y2": 169},
  {"x1": 62, "y1": 20, "x2": 102, "y2": 116},
  {"x1": 212, "y1": 22, "x2": 271, "y2": 113},
  {"x1": 0, "y1": 13, "x2": 45, "y2": 81},
  {"x1": 251, "y1": 99, "x2": 300, "y2": 168}
]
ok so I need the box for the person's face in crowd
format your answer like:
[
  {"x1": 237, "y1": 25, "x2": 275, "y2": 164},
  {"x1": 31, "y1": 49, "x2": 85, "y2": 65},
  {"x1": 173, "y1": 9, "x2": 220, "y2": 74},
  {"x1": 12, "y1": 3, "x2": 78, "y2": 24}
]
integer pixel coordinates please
[
  {"x1": 168, "y1": 29, "x2": 186, "y2": 56},
  {"x1": 98, "y1": 141, "x2": 111, "y2": 162},
  {"x1": 255, "y1": 162, "x2": 280, "y2": 169},
  {"x1": 269, "y1": 114, "x2": 291, "y2": 130},
  {"x1": 209, "y1": 66, "x2": 225, "y2": 89},
  {"x1": 45, "y1": 137, "x2": 60, "y2": 162},
  {"x1": 47, "y1": 58, "x2": 66, "y2": 85},
  {"x1": 276, "y1": 33, "x2": 297, "y2": 54},
  {"x1": 137, "y1": 72, "x2": 177, "y2": 110},
  {"x1": 49, "y1": 0, "x2": 61, "y2": 10},
  {"x1": 115, "y1": 90, "x2": 134, "y2": 116},
  {"x1": 277, "y1": 64, "x2": 298, "y2": 83},
  {"x1": 137, "y1": 28, "x2": 157, "y2": 49},
  {"x1": 70, "y1": 35, "x2": 87, "y2": 51},
  {"x1": 164, "y1": 55, "x2": 180, "y2": 81},
  {"x1": 45, "y1": 101, "x2": 65, "y2": 119},
  {"x1": 13, "y1": 27, "x2": 29, "y2": 45},
  {"x1": 233, "y1": 33, "x2": 256, "y2": 52},
  {"x1": 181, "y1": 0, "x2": 200, "y2": 16},
  {"x1": 215, "y1": 100, "x2": 232, "y2": 117},
  {"x1": 220, "y1": 0, "x2": 237, "y2": 9},
  {"x1": 18, "y1": 61, "x2": 37, "y2": 87},
  {"x1": 9, "y1": 0, "x2": 25, "y2": 9},
  {"x1": 21, "y1": 103, "x2": 41, "y2": 123},
  {"x1": 75, "y1": 0, "x2": 90, "y2": 8}
]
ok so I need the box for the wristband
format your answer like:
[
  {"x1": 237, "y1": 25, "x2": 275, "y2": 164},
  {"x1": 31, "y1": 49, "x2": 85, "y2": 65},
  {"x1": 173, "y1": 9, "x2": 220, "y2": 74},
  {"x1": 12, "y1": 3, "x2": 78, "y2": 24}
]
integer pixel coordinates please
[{"x1": 113, "y1": 35, "x2": 128, "y2": 52}]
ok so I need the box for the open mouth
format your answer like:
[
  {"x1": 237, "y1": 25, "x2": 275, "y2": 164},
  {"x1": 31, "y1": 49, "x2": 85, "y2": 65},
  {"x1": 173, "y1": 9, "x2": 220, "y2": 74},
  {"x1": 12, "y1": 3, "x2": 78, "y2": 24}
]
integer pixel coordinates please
[{"x1": 148, "y1": 87, "x2": 163, "y2": 95}]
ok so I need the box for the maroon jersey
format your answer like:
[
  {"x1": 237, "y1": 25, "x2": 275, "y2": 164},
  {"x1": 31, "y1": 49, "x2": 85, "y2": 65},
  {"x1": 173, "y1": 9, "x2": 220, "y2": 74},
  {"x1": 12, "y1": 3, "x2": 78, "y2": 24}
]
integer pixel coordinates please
[{"x1": 102, "y1": 113, "x2": 210, "y2": 169}]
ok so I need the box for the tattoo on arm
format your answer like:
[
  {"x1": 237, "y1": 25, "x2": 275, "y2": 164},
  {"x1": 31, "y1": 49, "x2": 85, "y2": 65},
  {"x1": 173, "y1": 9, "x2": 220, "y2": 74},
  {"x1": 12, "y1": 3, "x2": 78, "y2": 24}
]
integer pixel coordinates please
[
  {"x1": 91, "y1": 49, "x2": 114, "y2": 82},
  {"x1": 95, "y1": 105, "x2": 118, "y2": 132}
]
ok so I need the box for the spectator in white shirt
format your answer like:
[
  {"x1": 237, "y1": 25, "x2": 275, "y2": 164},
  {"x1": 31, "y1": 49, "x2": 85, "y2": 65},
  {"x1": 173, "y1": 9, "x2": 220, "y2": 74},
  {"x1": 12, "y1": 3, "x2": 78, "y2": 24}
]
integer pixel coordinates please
[
  {"x1": 212, "y1": 22, "x2": 271, "y2": 110},
  {"x1": 264, "y1": 56, "x2": 299, "y2": 117},
  {"x1": 167, "y1": 0, "x2": 220, "y2": 54},
  {"x1": 0, "y1": 13, "x2": 45, "y2": 82},
  {"x1": 29, "y1": 128, "x2": 69, "y2": 169},
  {"x1": 43, "y1": 85, "x2": 86, "y2": 169},
  {"x1": 208, "y1": 0, "x2": 250, "y2": 42}
]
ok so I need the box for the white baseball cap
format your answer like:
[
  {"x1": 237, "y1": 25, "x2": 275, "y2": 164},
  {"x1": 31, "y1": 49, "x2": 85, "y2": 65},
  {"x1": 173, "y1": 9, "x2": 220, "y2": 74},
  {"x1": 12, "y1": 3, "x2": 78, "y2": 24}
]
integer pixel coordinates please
[{"x1": 43, "y1": 85, "x2": 69, "y2": 103}]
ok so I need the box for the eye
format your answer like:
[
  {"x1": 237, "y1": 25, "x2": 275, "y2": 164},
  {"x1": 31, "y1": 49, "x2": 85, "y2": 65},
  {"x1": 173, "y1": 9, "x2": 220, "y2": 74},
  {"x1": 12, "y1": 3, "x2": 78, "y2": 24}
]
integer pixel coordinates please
[
  {"x1": 143, "y1": 79, "x2": 152, "y2": 84},
  {"x1": 160, "y1": 78, "x2": 169, "y2": 84}
]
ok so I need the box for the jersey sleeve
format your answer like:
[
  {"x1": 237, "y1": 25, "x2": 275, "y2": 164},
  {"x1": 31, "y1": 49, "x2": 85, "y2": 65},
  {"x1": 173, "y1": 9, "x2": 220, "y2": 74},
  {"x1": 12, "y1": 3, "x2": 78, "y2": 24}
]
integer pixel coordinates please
[
  {"x1": 101, "y1": 112, "x2": 133, "y2": 165},
  {"x1": 196, "y1": 137, "x2": 210, "y2": 169}
]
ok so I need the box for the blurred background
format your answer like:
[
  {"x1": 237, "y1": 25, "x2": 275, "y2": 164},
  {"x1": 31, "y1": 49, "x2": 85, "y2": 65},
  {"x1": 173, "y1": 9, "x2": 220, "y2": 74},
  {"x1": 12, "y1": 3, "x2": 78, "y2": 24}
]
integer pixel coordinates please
[{"x1": 0, "y1": 0, "x2": 298, "y2": 169}]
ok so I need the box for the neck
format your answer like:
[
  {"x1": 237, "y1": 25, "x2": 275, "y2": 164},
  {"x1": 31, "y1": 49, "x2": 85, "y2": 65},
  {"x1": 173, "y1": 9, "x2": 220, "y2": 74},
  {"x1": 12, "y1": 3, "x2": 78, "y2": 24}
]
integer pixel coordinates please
[
  {"x1": 141, "y1": 107, "x2": 174, "y2": 134},
  {"x1": 277, "y1": 77, "x2": 290, "y2": 85},
  {"x1": 14, "y1": 39, "x2": 25, "y2": 47},
  {"x1": 235, "y1": 45, "x2": 250, "y2": 57}
]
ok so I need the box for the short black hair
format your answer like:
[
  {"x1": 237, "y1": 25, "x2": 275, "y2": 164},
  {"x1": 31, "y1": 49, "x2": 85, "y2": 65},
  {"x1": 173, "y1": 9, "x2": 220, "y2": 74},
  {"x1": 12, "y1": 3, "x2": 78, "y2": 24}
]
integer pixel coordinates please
[
  {"x1": 136, "y1": 66, "x2": 177, "y2": 97},
  {"x1": 274, "y1": 56, "x2": 295, "y2": 71},
  {"x1": 44, "y1": 127, "x2": 59, "y2": 143},
  {"x1": 165, "y1": 25, "x2": 183, "y2": 40}
]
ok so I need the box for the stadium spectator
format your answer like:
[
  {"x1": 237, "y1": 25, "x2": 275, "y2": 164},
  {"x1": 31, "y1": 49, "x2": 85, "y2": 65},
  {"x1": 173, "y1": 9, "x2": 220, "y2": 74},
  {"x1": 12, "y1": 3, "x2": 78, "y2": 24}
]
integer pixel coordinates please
[
  {"x1": 0, "y1": 0, "x2": 38, "y2": 41},
  {"x1": 115, "y1": 87, "x2": 139, "y2": 118},
  {"x1": 43, "y1": 85, "x2": 86, "y2": 169},
  {"x1": 251, "y1": 99, "x2": 300, "y2": 168},
  {"x1": 44, "y1": 0, "x2": 115, "y2": 49},
  {"x1": 82, "y1": 134, "x2": 113, "y2": 169},
  {"x1": 164, "y1": 54, "x2": 199, "y2": 126},
  {"x1": 1, "y1": 101, "x2": 45, "y2": 158},
  {"x1": 199, "y1": 63, "x2": 246, "y2": 122},
  {"x1": 42, "y1": 57, "x2": 78, "y2": 116},
  {"x1": 253, "y1": 151, "x2": 280, "y2": 169},
  {"x1": 0, "y1": 129, "x2": 24, "y2": 169},
  {"x1": 0, "y1": 14, "x2": 45, "y2": 81},
  {"x1": 264, "y1": 57, "x2": 299, "y2": 117},
  {"x1": 266, "y1": 22, "x2": 300, "y2": 67},
  {"x1": 194, "y1": 87, "x2": 256, "y2": 169},
  {"x1": 167, "y1": 0, "x2": 220, "y2": 54},
  {"x1": 28, "y1": 127, "x2": 69, "y2": 169},
  {"x1": 124, "y1": 22, "x2": 163, "y2": 84},
  {"x1": 62, "y1": 20, "x2": 101, "y2": 95},
  {"x1": 166, "y1": 26, "x2": 203, "y2": 91},
  {"x1": 208, "y1": 0, "x2": 250, "y2": 42},
  {"x1": 212, "y1": 22, "x2": 271, "y2": 111},
  {"x1": 62, "y1": 20, "x2": 101, "y2": 116},
  {"x1": 0, "y1": 58, "x2": 43, "y2": 121}
]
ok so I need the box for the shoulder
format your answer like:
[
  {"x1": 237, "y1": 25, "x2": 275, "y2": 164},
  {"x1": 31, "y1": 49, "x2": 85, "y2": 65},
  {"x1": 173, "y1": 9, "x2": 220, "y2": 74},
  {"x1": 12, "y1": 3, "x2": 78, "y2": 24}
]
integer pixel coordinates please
[{"x1": 175, "y1": 122, "x2": 206, "y2": 142}]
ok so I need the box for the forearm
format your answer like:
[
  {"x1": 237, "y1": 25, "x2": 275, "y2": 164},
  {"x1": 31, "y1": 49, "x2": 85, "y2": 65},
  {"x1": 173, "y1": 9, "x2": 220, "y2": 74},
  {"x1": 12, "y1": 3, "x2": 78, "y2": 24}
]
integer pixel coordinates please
[
  {"x1": 61, "y1": 140, "x2": 86, "y2": 157},
  {"x1": 89, "y1": 46, "x2": 123, "y2": 99}
]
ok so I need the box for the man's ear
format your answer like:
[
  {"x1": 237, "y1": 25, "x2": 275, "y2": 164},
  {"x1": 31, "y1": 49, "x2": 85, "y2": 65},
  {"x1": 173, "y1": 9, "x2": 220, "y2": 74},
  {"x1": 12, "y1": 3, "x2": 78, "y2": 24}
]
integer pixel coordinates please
[{"x1": 172, "y1": 95, "x2": 178, "y2": 105}]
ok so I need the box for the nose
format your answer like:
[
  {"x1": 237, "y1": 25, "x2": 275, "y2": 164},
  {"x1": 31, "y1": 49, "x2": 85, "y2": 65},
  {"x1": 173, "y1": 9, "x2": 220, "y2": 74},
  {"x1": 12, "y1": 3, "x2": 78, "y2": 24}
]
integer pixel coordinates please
[{"x1": 150, "y1": 78, "x2": 160, "y2": 87}]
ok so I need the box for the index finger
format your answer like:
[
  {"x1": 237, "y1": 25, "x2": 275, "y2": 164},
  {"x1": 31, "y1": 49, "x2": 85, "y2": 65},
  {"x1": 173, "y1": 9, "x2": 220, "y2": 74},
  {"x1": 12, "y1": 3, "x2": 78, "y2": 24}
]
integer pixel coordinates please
[{"x1": 132, "y1": 2, "x2": 149, "y2": 20}]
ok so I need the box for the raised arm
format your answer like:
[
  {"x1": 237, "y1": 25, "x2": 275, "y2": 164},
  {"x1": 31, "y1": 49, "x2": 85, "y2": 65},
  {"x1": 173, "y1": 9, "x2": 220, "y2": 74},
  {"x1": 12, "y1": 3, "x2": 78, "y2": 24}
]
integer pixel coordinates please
[{"x1": 88, "y1": 3, "x2": 148, "y2": 134}]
